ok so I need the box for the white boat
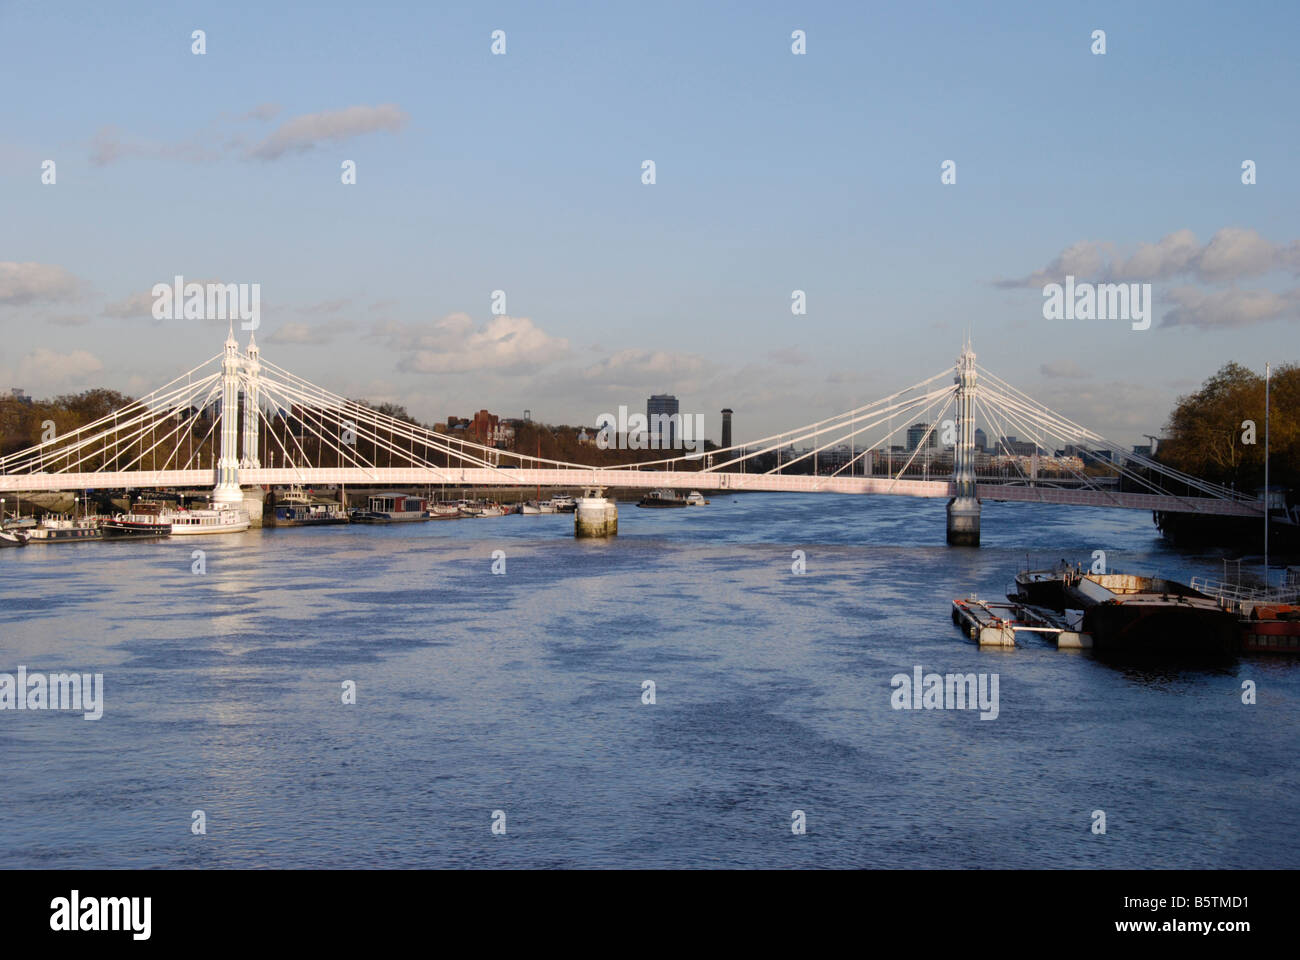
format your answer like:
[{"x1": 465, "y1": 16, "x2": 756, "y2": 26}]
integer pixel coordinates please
[
  {"x1": 685, "y1": 491, "x2": 710, "y2": 506},
  {"x1": 550, "y1": 496, "x2": 577, "y2": 513},
  {"x1": 0, "y1": 529, "x2": 28, "y2": 548},
  {"x1": 424, "y1": 501, "x2": 462, "y2": 520},
  {"x1": 520, "y1": 500, "x2": 558, "y2": 515},
  {"x1": 164, "y1": 504, "x2": 250, "y2": 535}
]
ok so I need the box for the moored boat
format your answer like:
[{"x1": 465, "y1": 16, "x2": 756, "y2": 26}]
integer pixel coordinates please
[
  {"x1": 165, "y1": 504, "x2": 250, "y2": 535},
  {"x1": 637, "y1": 489, "x2": 687, "y2": 508},
  {"x1": 267, "y1": 489, "x2": 349, "y2": 527},
  {"x1": 1065, "y1": 572, "x2": 1239, "y2": 657},
  {"x1": 25, "y1": 516, "x2": 104, "y2": 542},
  {"x1": 1240, "y1": 603, "x2": 1300, "y2": 654},
  {"x1": 101, "y1": 502, "x2": 172, "y2": 539},
  {"x1": 0, "y1": 529, "x2": 28, "y2": 547},
  {"x1": 351, "y1": 493, "x2": 429, "y2": 523},
  {"x1": 1007, "y1": 561, "x2": 1081, "y2": 610}
]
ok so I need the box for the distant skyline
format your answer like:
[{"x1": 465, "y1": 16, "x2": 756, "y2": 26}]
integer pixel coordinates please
[{"x1": 3, "y1": 0, "x2": 1298, "y2": 447}]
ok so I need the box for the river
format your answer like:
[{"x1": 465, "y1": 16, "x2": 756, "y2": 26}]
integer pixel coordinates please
[{"x1": 1, "y1": 493, "x2": 1296, "y2": 868}]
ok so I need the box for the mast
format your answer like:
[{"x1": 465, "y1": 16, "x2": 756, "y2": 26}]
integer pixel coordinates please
[{"x1": 1264, "y1": 361, "x2": 1270, "y2": 586}]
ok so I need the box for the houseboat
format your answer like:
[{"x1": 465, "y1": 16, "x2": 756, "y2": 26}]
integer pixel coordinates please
[
  {"x1": 351, "y1": 493, "x2": 429, "y2": 523},
  {"x1": 25, "y1": 516, "x2": 104, "y2": 542},
  {"x1": 267, "y1": 489, "x2": 349, "y2": 527}
]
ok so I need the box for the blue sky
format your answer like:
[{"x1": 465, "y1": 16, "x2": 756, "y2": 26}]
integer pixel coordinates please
[{"x1": 2, "y1": 0, "x2": 1298, "y2": 445}]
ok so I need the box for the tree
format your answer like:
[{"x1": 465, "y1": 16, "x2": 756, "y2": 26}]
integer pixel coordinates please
[{"x1": 1159, "y1": 362, "x2": 1300, "y2": 491}]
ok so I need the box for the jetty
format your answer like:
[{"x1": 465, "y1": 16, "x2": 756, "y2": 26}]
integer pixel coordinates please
[{"x1": 951, "y1": 596, "x2": 1092, "y2": 649}]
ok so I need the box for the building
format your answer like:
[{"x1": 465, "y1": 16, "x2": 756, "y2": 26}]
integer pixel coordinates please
[
  {"x1": 906, "y1": 422, "x2": 937, "y2": 451},
  {"x1": 721, "y1": 408, "x2": 733, "y2": 450},
  {"x1": 469, "y1": 409, "x2": 504, "y2": 447},
  {"x1": 647, "y1": 394, "x2": 680, "y2": 449},
  {"x1": 8, "y1": 388, "x2": 32, "y2": 405},
  {"x1": 973, "y1": 428, "x2": 987, "y2": 452},
  {"x1": 996, "y1": 435, "x2": 1043, "y2": 457}
]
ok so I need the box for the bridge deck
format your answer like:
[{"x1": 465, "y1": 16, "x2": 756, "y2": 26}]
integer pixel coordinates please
[{"x1": 0, "y1": 468, "x2": 1262, "y2": 517}]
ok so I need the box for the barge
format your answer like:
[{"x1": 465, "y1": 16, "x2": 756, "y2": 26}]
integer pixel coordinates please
[{"x1": 1065, "y1": 573, "x2": 1239, "y2": 657}]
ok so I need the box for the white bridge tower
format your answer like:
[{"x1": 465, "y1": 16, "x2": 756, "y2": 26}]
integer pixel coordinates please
[
  {"x1": 946, "y1": 340, "x2": 981, "y2": 546},
  {"x1": 211, "y1": 329, "x2": 261, "y2": 521}
]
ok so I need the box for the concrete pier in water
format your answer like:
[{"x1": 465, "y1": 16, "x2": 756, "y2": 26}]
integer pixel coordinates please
[
  {"x1": 575, "y1": 489, "x2": 618, "y2": 537},
  {"x1": 946, "y1": 496, "x2": 980, "y2": 546},
  {"x1": 946, "y1": 342, "x2": 981, "y2": 546}
]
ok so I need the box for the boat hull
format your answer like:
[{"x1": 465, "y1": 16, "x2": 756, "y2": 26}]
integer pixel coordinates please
[
  {"x1": 1081, "y1": 602, "x2": 1240, "y2": 657},
  {"x1": 101, "y1": 521, "x2": 171, "y2": 539},
  {"x1": 168, "y1": 521, "x2": 250, "y2": 535}
]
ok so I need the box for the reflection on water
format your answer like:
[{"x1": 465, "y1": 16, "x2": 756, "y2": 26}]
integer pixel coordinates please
[{"x1": 1, "y1": 494, "x2": 1296, "y2": 868}]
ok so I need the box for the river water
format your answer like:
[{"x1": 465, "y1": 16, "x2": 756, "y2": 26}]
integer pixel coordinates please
[{"x1": 1, "y1": 494, "x2": 1296, "y2": 868}]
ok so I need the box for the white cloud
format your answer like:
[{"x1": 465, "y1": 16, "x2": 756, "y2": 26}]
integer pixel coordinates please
[
  {"x1": 9, "y1": 348, "x2": 104, "y2": 388},
  {"x1": 267, "y1": 318, "x2": 350, "y2": 345},
  {"x1": 101, "y1": 289, "x2": 157, "y2": 319},
  {"x1": 1161, "y1": 285, "x2": 1300, "y2": 329},
  {"x1": 580, "y1": 348, "x2": 710, "y2": 387},
  {"x1": 249, "y1": 104, "x2": 408, "y2": 160},
  {"x1": 998, "y1": 227, "x2": 1293, "y2": 287},
  {"x1": 1039, "y1": 360, "x2": 1089, "y2": 379},
  {"x1": 383, "y1": 314, "x2": 569, "y2": 374},
  {"x1": 0, "y1": 262, "x2": 80, "y2": 305}
]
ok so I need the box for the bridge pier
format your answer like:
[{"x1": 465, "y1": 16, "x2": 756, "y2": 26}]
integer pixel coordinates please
[
  {"x1": 575, "y1": 488, "x2": 618, "y2": 537},
  {"x1": 947, "y1": 340, "x2": 981, "y2": 547},
  {"x1": 946, "y1": 496, "x2": 980, "y2": 546},
  {"x1": 242, "y1": 488, "x2": 265, "y2": 528}
]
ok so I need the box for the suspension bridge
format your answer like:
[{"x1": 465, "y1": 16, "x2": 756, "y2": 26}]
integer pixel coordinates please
[{"x1": 0, "y1": 328, "x2": 1264, "y2": 544}]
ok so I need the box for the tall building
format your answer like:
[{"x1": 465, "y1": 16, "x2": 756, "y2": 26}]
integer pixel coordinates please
[
  {"x1": 973, "y1": 428, "x2": 987, "y2": 452},
  {"x1": 906, "y1": 422, "x2": 937, "y2": 451},
  {"x1": 647, "y1": 394, "x2": 680, "y2": 448},
  {"x1": 721, "y1": 408, "x2": 733, "y2": 449}
]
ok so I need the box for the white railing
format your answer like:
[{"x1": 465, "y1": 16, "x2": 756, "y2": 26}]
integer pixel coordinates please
[{"x1": 1189, "y1": 576, "x2": 1299, "y2": 613}]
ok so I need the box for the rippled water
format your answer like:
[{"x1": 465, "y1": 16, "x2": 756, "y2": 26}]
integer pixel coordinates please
[{"x1": 2, "y1": 494, "x2": 1297, "y2": 868}]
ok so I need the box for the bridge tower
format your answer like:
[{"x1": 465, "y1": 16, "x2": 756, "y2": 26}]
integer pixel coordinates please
[
  {"x1": 212, "y1": 326, "x2": 244, "y2": 507},
  {"x1": 946, "y1": 340, "x2": 981, "y2": 546},
  {"x1": 241, "y1": 332, "x2": 261, "y2": 471}
]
